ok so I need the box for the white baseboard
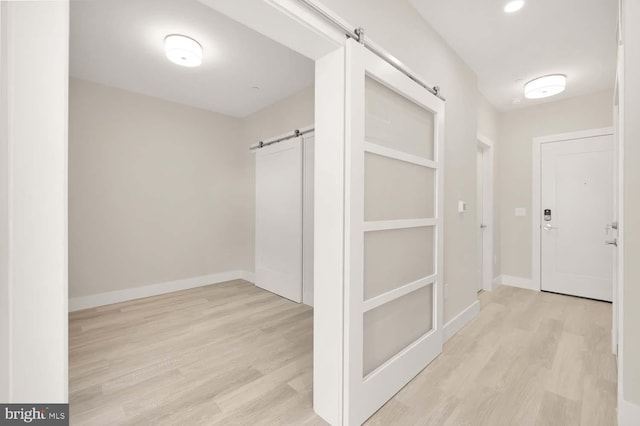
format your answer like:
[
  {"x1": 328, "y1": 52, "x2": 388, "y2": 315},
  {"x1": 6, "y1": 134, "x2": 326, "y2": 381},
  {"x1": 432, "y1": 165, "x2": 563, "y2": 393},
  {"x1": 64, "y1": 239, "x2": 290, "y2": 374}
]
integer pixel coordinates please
[
  {"x1": 494, "y1": 274, "x2": 539, "y2": 291},
  {"x1": 69, "y1": 270, "x2": 254, "y2": 312},
  {"x1": 492, "y1": 276, "x2": 503, "y2": 289},
  {"x1": 619, "y1": 399, "x2": 640, "y2": 426},
  {"x1": 238, "y1": 270, "x2": 255, "y2": 283},
  {"x1": 443, "y1": 300, "x2": 480, "y2": 342}
]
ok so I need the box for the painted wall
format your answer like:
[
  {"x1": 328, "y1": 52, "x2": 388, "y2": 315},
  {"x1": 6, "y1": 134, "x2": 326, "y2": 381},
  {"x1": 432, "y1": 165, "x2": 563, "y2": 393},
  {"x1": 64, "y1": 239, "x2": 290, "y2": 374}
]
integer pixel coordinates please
[
  {"x1": 69, "y1": 78, "x2": 251, "y2": 298},
  {"x1": 497, "y1": 90, "x2": 613, "y2": 280},
  {"x1": 69, "y1": 79, "x2": 313, "y2": 300},
  {"x1": 1, "y1": 1, "x2": 69, "y2": 402},
  {"x1": 0, "y1": 1, "x2": 9, "y2": 402},
  {"x1": 622, "y1": 0, "x2": 640, "y2": 408},
  {"x1": 318, "y1": 0, "x2": 481, "y2": 322}
]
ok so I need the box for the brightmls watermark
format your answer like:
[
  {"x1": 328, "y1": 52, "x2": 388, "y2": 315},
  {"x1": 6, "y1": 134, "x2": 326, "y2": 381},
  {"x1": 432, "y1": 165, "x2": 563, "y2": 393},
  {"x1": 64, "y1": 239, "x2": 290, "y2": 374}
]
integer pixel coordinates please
[{"x1": 0, "y1": 404, "x2": 68, "y2": 425}]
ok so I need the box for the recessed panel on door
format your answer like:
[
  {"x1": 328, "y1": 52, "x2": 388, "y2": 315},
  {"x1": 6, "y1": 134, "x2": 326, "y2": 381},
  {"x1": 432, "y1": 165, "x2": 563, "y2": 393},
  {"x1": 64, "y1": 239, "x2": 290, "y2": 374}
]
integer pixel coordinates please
[
  {"x1": 363, "y1": 284, "x2": 434, "y2": 376},
  {"x1": 364, "y1": 152, "x2": 435, "y2": 221},
  {"x1": 365, "y1": 76, "x2": 435, "y2": 160},
  {"x1": 364, "y1": 226, "x2": 434, "y2": 300}
]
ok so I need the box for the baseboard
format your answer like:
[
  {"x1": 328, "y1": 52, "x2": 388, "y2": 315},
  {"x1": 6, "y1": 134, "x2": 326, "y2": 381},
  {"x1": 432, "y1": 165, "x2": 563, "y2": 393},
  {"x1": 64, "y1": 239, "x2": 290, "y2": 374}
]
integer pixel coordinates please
[
  {"x1": 492, "y1": 276, "x2": 503, "y2": 290},
  {"x1": 494, "y1": 274, "x2": 539, "y2": 291},
  {"x1": 619, "y1": 399, "x2": 640, "y2": 426},
  {"x1": 69, "y1": 270, "x2": 255, "y2": 312},
  {"x1": 443, "y1": 300, "x2": 480, "y2": 342},
  {"x1": 238, "y1": 270, "x2": 255, "y2": 283}
]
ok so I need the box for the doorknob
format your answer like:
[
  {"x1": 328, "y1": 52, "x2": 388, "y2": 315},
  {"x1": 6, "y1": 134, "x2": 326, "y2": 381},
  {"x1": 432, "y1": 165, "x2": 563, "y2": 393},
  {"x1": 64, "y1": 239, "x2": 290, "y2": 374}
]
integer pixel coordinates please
[
  {"x1": 543, "y1": 223, "x2": 558, "y2": 231},
  {"x1": 480, "y1": 224, "x2": 487, "y2": 229},
  {"x1": 605, "y1": 239, "x2": 618, "y2": 247}
]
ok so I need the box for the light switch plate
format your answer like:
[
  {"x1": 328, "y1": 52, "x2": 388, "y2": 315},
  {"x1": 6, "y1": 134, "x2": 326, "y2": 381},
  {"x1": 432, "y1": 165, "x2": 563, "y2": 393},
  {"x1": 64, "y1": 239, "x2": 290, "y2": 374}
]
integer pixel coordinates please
[
  {"x1": 515, "y1": 207, "x2": 526, "y2": 217},
  {"x1": 458, "y1": 201, "x2": 466, "y2": 213}
]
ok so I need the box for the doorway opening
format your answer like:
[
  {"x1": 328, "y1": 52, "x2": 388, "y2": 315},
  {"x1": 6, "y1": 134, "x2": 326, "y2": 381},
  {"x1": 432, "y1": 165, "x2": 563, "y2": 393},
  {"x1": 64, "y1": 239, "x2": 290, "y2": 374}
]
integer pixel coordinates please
[{"x1": 477, "y1": 135, "x2": 495, "y2": 293}]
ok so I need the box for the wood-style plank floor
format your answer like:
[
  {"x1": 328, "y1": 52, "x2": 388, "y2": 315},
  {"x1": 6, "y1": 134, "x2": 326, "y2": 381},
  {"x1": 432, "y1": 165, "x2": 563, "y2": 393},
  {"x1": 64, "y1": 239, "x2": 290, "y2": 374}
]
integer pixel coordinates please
[{"x1": 69, "y1": 281, "x2": 616, "y2": 425}]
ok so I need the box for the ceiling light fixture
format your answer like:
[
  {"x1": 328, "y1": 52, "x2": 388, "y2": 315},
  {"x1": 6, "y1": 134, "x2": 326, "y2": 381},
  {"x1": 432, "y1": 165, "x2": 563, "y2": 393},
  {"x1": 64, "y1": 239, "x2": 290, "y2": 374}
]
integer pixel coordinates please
[
  {"x1": 164, "y1": 34, "x2": 202, "y2": 67},
  {"x1": 504, "y1": 0, "x2": 525, "y2": 13},
  {"x1": 524, "y1": 74, "x2": 567, "y2": 99}
]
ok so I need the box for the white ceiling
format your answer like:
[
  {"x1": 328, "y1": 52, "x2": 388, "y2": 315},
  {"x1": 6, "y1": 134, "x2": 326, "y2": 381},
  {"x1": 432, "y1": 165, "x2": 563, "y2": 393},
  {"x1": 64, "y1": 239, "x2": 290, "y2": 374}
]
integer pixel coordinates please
[
  {"x1": 70, "y1": 0, "x2": 314, "y2": 118},
  {"x1": 409, "y1": 0, "x2": 618, "y2": 110}
]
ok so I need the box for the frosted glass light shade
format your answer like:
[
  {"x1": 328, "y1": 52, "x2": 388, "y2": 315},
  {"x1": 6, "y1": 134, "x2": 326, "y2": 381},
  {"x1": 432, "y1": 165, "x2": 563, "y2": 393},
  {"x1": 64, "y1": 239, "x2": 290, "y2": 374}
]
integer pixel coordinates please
[
  {"x1": 164, "y1": 34, "x2": 202, "y2": 67},
  {"x1": 524, "y1": 74, "x2": 566, "y2": 99},
  {"x1": 504, "y1": 0, "x2": 525, "y2": 13}
]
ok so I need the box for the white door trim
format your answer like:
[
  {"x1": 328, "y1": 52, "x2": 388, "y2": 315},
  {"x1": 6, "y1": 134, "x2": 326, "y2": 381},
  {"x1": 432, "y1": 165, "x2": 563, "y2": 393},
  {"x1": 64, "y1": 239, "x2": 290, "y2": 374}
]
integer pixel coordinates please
[
  {"x1": 531, "y1": 127, "x2": 614, "y2": 292},
  {"x1": 477, "y1": 134, "x2": 494, "y2": 292},
  {"x1": 614, "y1": 40, "x2": 625, "y2": 418}
]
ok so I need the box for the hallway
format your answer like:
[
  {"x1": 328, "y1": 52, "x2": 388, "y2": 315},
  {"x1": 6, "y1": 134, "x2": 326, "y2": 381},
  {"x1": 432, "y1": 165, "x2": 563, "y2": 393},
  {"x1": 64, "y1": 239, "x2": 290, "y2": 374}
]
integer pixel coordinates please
[{"x1": 367, "y1": 286, "x2": 616, "y2": 425}]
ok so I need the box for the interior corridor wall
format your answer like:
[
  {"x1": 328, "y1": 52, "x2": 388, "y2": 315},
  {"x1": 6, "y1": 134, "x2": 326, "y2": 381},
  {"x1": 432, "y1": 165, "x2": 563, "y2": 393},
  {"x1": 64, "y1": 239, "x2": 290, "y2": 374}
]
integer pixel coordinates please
[
  {"x1": 69, "y1": 78, "x2": 251, "y2": 298},
  {"x1": 317, "y1": 0, "x2": 480, "y2": 322},
  {"x1": 622, "y1": 0, "x2": 640, "y2": 408},
  {"x1": 497, "y1": 90, "x2": 614, "y2": 281}
]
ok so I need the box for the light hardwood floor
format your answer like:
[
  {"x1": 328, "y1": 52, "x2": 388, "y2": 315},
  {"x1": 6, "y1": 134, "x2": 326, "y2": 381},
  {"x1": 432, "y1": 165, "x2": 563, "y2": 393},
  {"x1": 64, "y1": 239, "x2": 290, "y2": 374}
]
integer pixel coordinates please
[{"x1": 69, "y1": 281, "x2": 616, "y2": 425}]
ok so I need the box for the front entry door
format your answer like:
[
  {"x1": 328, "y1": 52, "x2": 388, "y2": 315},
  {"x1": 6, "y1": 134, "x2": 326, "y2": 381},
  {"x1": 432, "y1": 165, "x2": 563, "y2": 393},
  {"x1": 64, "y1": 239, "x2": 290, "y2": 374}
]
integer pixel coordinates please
[
  {"x1": 541, "y1": 134, "x2": 614, "y2": 301},
  {"x1": 344, "y1": 39, "x2": 445, "y2": 425}
]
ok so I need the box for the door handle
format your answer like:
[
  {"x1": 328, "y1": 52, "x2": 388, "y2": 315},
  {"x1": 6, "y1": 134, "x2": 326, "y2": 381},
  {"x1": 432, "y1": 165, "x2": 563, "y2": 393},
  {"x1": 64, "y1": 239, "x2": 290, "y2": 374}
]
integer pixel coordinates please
[
  {"x1": 543, "y1": 223, "x2": 558, "y2": 231},
  {"x1": 605, "y1": 239, "x2": 618, "y2": 247},
  {"x1": 480, "y1": 224, "x2": 487, "y2": 229}
]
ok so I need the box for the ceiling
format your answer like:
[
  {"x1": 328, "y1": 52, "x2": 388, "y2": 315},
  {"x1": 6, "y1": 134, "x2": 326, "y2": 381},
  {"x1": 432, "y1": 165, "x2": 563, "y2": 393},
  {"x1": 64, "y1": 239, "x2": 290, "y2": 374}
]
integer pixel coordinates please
[
  {"x1": 409, "y1": 0, "x2": 618, "y2": 110},
  {"x1": 70, "y1": 0, "x2": 314, "y2": 118}
]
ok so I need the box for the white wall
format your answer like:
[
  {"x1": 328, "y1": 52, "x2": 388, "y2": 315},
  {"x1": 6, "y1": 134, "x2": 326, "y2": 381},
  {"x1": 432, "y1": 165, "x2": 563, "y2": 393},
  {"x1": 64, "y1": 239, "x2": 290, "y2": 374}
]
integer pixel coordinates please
[
  {"x1": 0, "y1": 0, "x2": 69, "y2": 402},
  {"x1": 69, "y1": 79, "x2": 313, "y2": 301},
  {"x1": 69, "y1": 78, "x2": 252, "y2": 298},
  {"x1": 622, "y1": 0, "x2": 640, "y2": 410},
  {"x1": 497, "y1": 90, "x2": 613, "y2": 280},
  {"x1": 320, "y1": 0, "x2": 481, "y2": 323},
  {"x1": 0, "y1": 0, "x2": 10, "y2": 402}
]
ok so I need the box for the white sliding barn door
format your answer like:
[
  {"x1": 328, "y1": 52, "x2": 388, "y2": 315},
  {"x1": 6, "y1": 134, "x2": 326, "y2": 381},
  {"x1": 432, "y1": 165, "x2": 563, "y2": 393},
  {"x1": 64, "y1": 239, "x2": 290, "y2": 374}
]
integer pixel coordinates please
[
  {"x1": 344, "y1": 39, "x2": 445, "y2": 425},
  {"x1": 255, "y1": 138, "x2": 303, "y2": 303}
]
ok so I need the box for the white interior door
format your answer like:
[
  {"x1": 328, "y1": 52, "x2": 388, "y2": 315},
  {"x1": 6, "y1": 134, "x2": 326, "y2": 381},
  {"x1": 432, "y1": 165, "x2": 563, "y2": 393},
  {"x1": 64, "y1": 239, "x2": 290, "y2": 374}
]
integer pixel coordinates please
[
  {"x1": 255, "y1": 138, "x2": 302, "y2": 303},
  {"x1": 541, "y1": 135, "x2": 614, "y2": 301},
  {"x1": 344, "y1": 39, "x2": 445, "y2": 425},
  {"x1": 477, "y1": 147, "x2": 484, "y2": 291}
]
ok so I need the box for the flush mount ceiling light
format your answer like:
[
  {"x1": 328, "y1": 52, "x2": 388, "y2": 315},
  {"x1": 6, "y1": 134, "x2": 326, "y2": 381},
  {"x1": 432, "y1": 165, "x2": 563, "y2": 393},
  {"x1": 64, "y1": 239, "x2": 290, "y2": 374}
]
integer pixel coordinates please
[
  {"x1": 164, "y1": 34, "x2": 202, "y2": 67},
  {"x1": 504, "y1": 0, "x2": 525, "y2": 13},
  {"x1": 524, "y1": 74, "x2": 567, "y2": 99}
]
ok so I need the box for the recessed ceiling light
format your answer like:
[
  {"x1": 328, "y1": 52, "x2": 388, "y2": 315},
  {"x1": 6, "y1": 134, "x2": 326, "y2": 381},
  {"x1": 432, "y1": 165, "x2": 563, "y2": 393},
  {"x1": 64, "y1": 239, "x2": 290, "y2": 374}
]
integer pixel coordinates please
[
  {"x1": 504, "y1": 0, "x2": 525, "y2": 13},
  {"x1": 164, "y1": 34, "x2": 202, "y2": 67},
  {"x1": 524, "y1": 74, "x2": 567, "y2": 99}
]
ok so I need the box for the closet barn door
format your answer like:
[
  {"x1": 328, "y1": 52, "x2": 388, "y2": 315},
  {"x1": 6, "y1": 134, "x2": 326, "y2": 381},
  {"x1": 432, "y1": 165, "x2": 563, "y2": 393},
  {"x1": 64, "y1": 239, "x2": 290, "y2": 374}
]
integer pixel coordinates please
[{"x1": 344, "y1": 39, "x2": 445, "y2": 425}]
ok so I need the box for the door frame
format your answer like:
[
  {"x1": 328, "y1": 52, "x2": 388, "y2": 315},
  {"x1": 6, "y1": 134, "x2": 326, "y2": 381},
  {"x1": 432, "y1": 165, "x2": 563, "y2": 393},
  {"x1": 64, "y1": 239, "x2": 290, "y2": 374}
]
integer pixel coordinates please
[
  {"x1": 477, "y1": 134, "x2": 495, "y2": 292},
  {"x1": 531, "y1": 127, "x2": 614, "y2": 292}
]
